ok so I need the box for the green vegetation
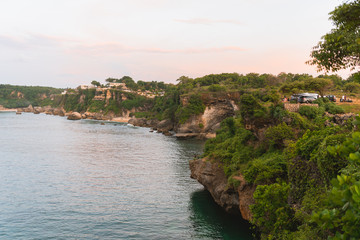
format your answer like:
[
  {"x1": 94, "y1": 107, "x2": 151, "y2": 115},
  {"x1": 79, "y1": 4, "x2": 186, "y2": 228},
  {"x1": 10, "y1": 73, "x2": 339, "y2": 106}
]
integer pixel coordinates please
[
  {"x1": 298, "y1": 105, "x2": 323, "y2": 119},
  {"x1": 308, "y1": 0, "x2": 360, "y2": 72},
  {"x1": 279, "y1": 77, "x2": 333, "y2": 96},
  {"x1": 201, "y1": 92, "x2": 357, "y2": 239},
  {"x1": 0, "y1": 84, "x2": 62, "y2": 108},
  {"x1": 61, "y1": 88, "x2": 154, "y2": 115},
  {"x1": 175, "y1": 94, "x2": 205, "y2": 124}
]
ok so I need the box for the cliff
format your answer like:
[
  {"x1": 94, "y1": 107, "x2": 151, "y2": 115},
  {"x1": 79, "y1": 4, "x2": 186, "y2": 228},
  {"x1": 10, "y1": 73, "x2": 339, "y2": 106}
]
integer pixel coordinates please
[
  {"x1": 175, "y1": 99, "x2": 238, "y2": 139},
  {"x1": 189, "y1": 158, "x2": 255, "y2": 221},
  {"x1": 128, "y1": 92, "x2": 241, "y2": 139}
]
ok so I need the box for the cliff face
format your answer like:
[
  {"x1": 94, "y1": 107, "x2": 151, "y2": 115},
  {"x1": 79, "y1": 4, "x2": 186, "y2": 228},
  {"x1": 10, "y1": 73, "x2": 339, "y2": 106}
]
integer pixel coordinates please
[
  {"x1": 189, "y1": 158, "x2": 255, "y2": 221},
  {"x1": 175, "y1": 93, "x2": 240, "y2": 139}
]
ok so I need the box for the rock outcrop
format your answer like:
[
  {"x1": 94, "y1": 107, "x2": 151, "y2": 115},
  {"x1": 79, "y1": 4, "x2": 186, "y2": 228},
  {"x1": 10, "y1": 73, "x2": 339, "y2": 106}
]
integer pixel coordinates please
[
  {"x1": 175, "y1": 99, "x2": 238, "y2": 139},
  {"x1": 67, "y1": 112, "x2": 82, "y2": 120},
  {"x1": 128, "y1": 118, "x2": 160, "y2": 128},
  {"x1": 190, "y1": 158, "x2": 255, "y2": 221},
  {"x1": 325, "y1": 112, "x2": 356, "y2": 125},
  {"x1": 157, "y1": 119, "x2": 173, "y2": 132}
]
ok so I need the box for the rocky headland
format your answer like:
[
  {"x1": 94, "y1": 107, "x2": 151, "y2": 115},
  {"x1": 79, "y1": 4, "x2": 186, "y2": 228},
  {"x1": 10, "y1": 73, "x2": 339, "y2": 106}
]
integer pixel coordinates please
[{"x1": 190, "y1": 158, "x2": 255, "y2": 220}]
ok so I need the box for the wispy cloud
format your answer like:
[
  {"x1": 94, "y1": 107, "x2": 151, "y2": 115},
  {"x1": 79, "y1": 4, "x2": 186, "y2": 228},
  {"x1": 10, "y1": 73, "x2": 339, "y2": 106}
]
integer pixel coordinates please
[
  {"x1": 174, "y1": 18, "x2": 242, "y2": 26},
  {"x1": 0, "y1": 33, "x2": 79, "y2": 50},
  {"x1": 70, "y1": 42, "x2": 245, "y2": 56},
  {"x1": 0, "y1": 35, "x2": 28, "y2": 49}
]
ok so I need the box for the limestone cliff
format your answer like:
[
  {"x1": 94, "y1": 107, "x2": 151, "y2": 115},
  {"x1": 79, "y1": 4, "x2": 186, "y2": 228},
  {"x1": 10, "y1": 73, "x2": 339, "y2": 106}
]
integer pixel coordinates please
[
  {"x1": 189, "y1": 158, "x2": 255, "y2": 221},
  {"x1": 175, "y1": 92, "x2": 240, "y2": 139}
]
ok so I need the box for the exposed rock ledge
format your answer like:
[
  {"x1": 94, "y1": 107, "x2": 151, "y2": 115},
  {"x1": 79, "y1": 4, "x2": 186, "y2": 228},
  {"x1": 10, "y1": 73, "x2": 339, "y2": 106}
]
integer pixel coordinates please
[{"x1": 190, "y1": 158, "x2": 255, "y2": 221}]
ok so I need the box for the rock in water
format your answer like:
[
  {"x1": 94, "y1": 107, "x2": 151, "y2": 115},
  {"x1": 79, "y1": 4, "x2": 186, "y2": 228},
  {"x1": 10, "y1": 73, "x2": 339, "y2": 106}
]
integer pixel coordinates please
[{"x1": 67, "y1": 112, "x2": 82, "y2": 120}]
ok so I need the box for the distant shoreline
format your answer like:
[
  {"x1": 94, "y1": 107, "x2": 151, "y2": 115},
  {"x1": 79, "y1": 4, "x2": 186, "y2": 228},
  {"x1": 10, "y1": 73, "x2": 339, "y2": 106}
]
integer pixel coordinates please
[
  {"x1": 0, "y1": 108, "x2": 17, "y2": 112},
  {"x1": 3, "y1": 109, "x2": 131, "y2": 123}
]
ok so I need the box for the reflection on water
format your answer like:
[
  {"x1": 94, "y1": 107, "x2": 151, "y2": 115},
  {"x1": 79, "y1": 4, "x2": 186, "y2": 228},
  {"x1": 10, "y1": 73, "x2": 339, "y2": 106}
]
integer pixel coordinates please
[
  {"x1": 189, "y1": 190, "x2": 254, "y2": 240},
  {"x1": 0, "y1": 112, "x2": 253, "y2": 239}
]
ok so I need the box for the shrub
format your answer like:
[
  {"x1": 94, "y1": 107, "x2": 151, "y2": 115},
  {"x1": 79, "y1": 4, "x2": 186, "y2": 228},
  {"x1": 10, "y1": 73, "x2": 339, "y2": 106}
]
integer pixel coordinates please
[
  {"x1": 105, "y1": 99, "x2": 121, "y2": 114},
  {"x1": 203, "y1": 120, "x2": 256, "y2": 177},
  {"x1": 286, "y1": 112, "x2": 313, "y2": 130},
  {"x1": 244, "y1": 152, "x2": 287, "y2": 184},
  {"x1": 88, "y1": 100, "x2": 105, "y2": 112},
  {"x1": 314, "y1": 97, "x2": 345, "y2": 114},
  {"x1": 324, "y1": 102, "x2": 345, "y2": 114},
  {"x1": 208, "y1": 84, "x2": 226, "y2": 92},
  {"x1": 299, "y1": 105, "x2": 323, "y2": 119},
  {"x1": 251, "y1": 182, "x2": 295, "y2": 238},
  {"x1": 265, "y1": 122, "x2": 294, "y2": 148},
  {"x1": 239, "y1": 93, "x2": 269, "y2": 126},
  {"x1": 120, "y1": 96, "x2": 149, "y2": 110},
  {"x1": 269, "y1": 104, "x2": 287, "y2": 120},
  {"x1": 175, "y1": 94, "x2": 205, "y2": 124},
  {"x1": 312, "y1": 175, "x2": 360, "y2": 239}
]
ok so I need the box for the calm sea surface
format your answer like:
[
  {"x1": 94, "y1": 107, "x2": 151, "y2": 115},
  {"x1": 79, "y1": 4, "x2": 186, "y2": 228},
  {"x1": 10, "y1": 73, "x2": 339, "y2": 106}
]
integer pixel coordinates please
[{"x1": 0, "y1": 112, "x2": 252, "y2": 239}]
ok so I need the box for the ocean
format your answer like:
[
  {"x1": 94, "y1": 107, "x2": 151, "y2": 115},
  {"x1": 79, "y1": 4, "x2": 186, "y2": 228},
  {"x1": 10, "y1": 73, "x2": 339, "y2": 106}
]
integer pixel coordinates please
[{"x1": 0, "y1": 112, "x2": 252, "y2": 239}]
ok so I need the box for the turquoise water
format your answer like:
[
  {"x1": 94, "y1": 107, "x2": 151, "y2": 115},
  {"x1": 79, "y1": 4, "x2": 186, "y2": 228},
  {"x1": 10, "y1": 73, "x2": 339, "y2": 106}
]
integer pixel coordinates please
[{"x1": 0, "y1": 112, "x2": 253, "y2": 239}]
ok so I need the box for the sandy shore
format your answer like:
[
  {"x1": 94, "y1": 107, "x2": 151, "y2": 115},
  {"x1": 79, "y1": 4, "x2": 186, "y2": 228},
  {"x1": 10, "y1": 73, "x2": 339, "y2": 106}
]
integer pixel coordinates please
[
  {"x1": 111, "y1": 117, "x2": 131, "y2": 123},
  {"x1": 0, "y1": 109, "x2": 17, "y2": 112}
]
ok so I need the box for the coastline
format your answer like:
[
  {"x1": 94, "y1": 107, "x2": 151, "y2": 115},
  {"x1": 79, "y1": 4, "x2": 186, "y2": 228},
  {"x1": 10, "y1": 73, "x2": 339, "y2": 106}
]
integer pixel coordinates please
[
  {"x1": 0, "y1": 109, "x2": 17, "y2": 112},
  {"x1": 110, "y1": 117, "x2": 131, "y2": 123}
]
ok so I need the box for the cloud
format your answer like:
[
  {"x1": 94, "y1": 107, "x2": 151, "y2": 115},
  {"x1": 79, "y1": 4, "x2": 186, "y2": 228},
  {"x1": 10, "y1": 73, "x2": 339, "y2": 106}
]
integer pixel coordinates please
[
  {"x1": 0, "y1": 33, "x2": 80, "y2": 50},
  {"x1": 69, "y1": 42, "x2": 245, "y2": 56},
  {"x1": 0, "y1": 35, "x2": 28, "y2": 49},
  {"x1": 174, "y1": 18, "x2": 242, "y2": 26}
]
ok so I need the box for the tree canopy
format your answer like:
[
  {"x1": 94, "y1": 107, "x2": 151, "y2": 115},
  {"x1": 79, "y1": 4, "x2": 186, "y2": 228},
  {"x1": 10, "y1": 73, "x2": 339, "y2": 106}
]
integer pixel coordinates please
[
  {"x1": 279, "y1": 77, "x2": 333, "y2": 96},
  {"x1": 308, "y1": 0, "x2": 360, "y2": 72}
]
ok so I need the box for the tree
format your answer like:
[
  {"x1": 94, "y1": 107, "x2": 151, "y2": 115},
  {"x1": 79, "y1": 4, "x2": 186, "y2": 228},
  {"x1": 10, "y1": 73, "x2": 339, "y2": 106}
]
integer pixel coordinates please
[
  {"x1": 176, "y1": 76, "x2": 192, "y2": 85},
  {"x1": 344, "y1": 81, "x2": 360, "y2": 92},
  {"x1": 304, "y1": 78, "x2": 333, "y2": 97},
  {"x1": 91, "y1": 80, "x2": 101, "y2": 87},
  {"x1": 347, "y1": 72, "x2": 360, "y2": 83},
  {"x1": 279, "y1": 80, "x2": 306, "y2": 94},
  {"x1": 105, "y1": 78, "x2": 116, "y2": 83},
  {"x1": 308, "y1": 0, "x2": 360, "y2": 72},
  {"x1": 119, "y1": 76, "x2": 138, "y2": 90},
  {"x1": 318, "y1": 74, "x2": 344, "y2": 88}
]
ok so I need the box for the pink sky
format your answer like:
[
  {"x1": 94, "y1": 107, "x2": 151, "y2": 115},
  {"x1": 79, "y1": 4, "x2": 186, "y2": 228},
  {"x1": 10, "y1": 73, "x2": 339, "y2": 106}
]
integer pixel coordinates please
[{"x1": 0, "y1": 0, "x2": 353, "y2": 88}]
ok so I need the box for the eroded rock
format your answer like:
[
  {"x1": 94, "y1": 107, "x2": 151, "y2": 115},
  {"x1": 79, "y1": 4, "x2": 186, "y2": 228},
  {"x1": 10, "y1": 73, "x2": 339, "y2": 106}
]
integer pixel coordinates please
[
  {"x1": 190, "y1": 158, "x2": 255, "y2": 221},
  {"x1": 67, "y1": 112, "x2": 82, "y2": 120}
]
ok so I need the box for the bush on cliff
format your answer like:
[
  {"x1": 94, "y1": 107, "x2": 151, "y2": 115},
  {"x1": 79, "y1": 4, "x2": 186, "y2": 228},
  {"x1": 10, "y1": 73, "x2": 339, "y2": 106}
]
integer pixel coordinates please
[
  {"x1": 313, "y1": 98, "x2": 345, "y2": 114},
  {"x1": 244, "y1": 151, "x2": 287, "y2": 185},
  {"x1": 152, "y1": 87, "x2": 180, "y2": 121},
  {"x1": 203, "y1": 117, "x2": 257, "y2": 178},
  {"x1": 265, "y1": 122, "x2": 295, "y2": 149},
  {"x1": 250, "y1": 182, "x2": 296, "y2": 239},
  {"x1": 298, "y1": 105, "x2": 324, "y2": 119},
  {"x1": 175, "y1": 94, "x2": 205, "y2": 124},
  {"x1": 208, "y1": 84, "x2": 226, "y2": 92}
]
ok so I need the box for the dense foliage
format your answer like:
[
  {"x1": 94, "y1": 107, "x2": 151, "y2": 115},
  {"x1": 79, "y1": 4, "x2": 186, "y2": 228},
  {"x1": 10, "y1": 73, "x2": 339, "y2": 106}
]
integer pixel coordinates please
[
  {"x1": 308, "y1": 0, "x2": 360, "y2": 72},
  {"x1": 0, "y1": 84, "x2": 62, "y2": 108},
  {"x1": 200, "y1": 88, "x2": 358, "y2": 239},
  {"x1": 62, "y1": 89, "x2": 153, "y2": 114}
]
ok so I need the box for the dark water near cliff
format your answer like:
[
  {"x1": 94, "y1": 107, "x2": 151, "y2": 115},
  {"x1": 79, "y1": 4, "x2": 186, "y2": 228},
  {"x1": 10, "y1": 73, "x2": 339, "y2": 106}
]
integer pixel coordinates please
[{"x1": 0, "y1": 112, "x2": 253, "y2": 239}]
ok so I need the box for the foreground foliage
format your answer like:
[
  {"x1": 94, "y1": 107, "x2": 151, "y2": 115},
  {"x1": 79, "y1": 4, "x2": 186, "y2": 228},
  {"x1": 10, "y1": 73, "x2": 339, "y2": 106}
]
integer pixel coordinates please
[
  {"x1": 308, "y1": 0, "x2": 360, "y2": 72},
  {"x1": 200, "y1": 88, "x2": 359, "y2": 239}
]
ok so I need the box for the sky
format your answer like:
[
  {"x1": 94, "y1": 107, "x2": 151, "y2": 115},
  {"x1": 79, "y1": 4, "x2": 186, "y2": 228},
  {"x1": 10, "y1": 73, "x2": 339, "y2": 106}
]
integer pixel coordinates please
[{"x1": 0, "y1": 0, "x2": 353, "y2": 88}]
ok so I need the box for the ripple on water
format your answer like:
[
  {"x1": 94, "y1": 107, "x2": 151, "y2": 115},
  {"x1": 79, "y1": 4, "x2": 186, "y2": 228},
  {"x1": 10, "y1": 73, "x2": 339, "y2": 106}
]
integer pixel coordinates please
[{"x1": 0, "y1": 112, "x2": 253, "y2": 239}]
